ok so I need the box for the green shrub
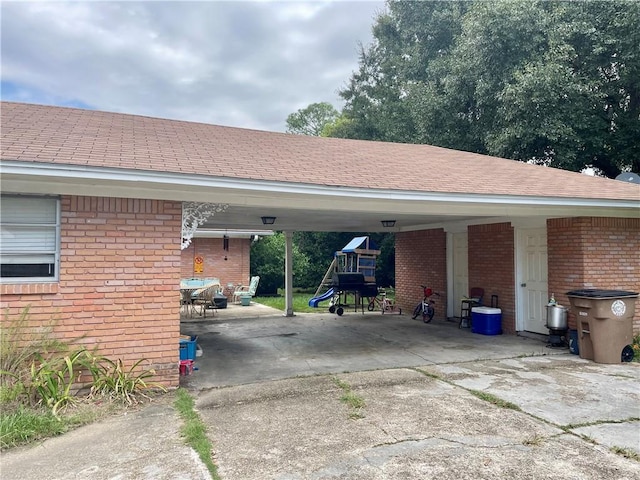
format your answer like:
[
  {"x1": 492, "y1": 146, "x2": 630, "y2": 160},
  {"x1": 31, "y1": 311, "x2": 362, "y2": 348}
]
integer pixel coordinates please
[
  {"x1": 87, "y1": 356, "x2": 166, "y2": 405},
  {"x1": 1, "y1": 306, "x2": 67, "y2": 402},
  {"x1": 2, "y1": 305, "x2": 166, "y2": 450},
  {"x1": 28, "y1": 349, "x2": 90, "y2": 417}
]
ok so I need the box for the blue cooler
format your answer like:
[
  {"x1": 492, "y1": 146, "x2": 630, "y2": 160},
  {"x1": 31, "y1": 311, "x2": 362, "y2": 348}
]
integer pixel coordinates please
[{"x1": 471, "y1": 307, "x2": 502, "y2": 335}]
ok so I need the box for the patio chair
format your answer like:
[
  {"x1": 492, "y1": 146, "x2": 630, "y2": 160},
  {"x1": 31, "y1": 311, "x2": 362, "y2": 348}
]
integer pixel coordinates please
[
  {"x1": 180, "y1": 288, "x2": 197, "y2": 317},
  {"x1": 232, "y1": 276, "x2": 260, "y2": 304},
  {"x1": 192, "y1": 284, "x2": 219, "y2": 317}
]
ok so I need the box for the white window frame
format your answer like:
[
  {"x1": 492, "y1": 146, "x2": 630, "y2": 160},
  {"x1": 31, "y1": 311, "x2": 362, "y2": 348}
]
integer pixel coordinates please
[{"x1": 0, "y1": 194, "x2": 61, "y2": 283}]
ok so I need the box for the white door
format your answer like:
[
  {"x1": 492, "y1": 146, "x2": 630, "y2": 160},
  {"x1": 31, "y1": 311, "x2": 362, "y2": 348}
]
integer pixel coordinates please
[
  {"x1": 517, "y1": 227, "x2": 548, "y2": 334},
  {"x1": 452, "y1": 232, "x2": 469, "y2": 318}
]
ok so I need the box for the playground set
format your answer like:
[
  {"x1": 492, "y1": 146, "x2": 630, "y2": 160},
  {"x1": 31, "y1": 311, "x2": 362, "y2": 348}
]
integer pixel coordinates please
[{"x1": 308, "y1": 236, "x2": 400, "y2": 315}]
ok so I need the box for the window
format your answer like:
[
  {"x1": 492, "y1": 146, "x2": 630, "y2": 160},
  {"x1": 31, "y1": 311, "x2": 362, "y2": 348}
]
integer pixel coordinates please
[{"x1": 1, "y1": 195, "x2": 60, "y2": 281}]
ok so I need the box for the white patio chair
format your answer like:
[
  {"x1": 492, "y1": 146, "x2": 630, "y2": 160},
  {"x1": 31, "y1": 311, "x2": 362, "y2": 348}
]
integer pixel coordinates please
[{"x1": 232, "y1": 276, "x2": 260, "y2": 303}]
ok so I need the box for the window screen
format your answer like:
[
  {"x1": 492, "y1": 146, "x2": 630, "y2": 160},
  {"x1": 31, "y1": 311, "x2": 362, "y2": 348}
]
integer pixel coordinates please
[{"x1": 1, "y1": 195, "x2": 60, "y2": 281}]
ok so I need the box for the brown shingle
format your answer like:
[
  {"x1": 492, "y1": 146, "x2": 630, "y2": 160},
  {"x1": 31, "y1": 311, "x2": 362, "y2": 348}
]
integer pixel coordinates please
[{"x1": 1, "y1": 101, "x2": 639, "y2": 201}]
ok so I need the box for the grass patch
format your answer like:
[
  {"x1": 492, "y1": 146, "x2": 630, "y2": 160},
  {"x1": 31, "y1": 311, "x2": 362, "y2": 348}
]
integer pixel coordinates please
[
  {"x1": 332, "y1": 376, "x2": 366, "y2": 419},
  {"x1": 253, "y1": 293, "x2": 325, "y2": 313},
  {"x1": 561, "y1": 417, "x2": 640, "y2": 431},
  {"x1": 254, "y1": 290, "x2": 394, "y2": 314},
  {"x1": 0, "y1": 405, "x2": 67, "y2": 448},
  {"x1": 341, "y1": 391, "x2": 366, "y2": 410},
  {"x1": 522, "y1": 434, "x2": 545, "y2": 446},
  {"x1": 469, "y1": 390, "x2": 521, "y2": 411},
  {"x1": 412, "y1": 367, "x2": 441, "y2": 380},
  {"x1": 174, "y1": 388, "x2": 219, "y2": 479},
  {"x1": 0, "y1": 398, "x2": 121, "y2": 450},
  {"x1": 611, "y1": 446, "x2": 640, "y2": 462}
]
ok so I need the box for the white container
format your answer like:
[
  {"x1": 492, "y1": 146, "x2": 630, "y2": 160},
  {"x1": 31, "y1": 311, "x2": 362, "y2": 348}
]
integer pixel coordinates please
[{"x1": 471, "y1": 306, "x2": 501, "y2": 315}]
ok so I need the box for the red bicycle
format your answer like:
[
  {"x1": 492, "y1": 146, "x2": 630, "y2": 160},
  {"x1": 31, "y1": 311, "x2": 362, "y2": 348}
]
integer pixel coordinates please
[{"x1": 411, "y1": 285, "x2": 438, "y2": 323}]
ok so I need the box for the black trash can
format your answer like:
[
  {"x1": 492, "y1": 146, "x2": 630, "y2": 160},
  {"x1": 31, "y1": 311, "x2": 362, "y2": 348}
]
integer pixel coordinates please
[{"x1": 566, "y1": 289, "x2": 638, "y2": 363}]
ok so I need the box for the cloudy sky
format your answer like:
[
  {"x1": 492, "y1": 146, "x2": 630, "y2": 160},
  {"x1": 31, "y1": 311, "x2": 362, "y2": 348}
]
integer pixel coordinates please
[{"x1": 1, "y1": 0, "x2": 385, "y2": 132}]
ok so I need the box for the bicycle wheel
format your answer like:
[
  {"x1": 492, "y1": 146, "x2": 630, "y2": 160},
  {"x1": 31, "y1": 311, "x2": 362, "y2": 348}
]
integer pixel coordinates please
[
  {"x1": 411, "y1": 303, "x2": 422, "y2": 320},
  {"x1": 423, "y1": 306, "x2": 434, "y2": 323},
  {"x1": 367, "y1": 299, "x2": 376, "y2": 312}
]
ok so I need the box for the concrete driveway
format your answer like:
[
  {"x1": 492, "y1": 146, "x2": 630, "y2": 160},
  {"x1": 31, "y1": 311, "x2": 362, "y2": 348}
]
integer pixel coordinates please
[
  {"x1": 182, "y1": 304, "x2": 640, "y2": 479},
  {"x1": 2, "y1": 304, "x2": 638, "y2": 480},
  {"x1": 179, "y1": 304, "x2": 553, "y2": 389}
]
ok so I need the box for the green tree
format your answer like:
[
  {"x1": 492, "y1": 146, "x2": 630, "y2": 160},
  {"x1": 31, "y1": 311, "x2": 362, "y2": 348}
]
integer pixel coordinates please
[
  {"x1": 338, "y1": 0, "x2": 471, "y2": 144},
  {"x1": 250, "y1": 233, "x2": 309, "y2": 295},
  {"x1": 337, "y1": 0, "x2": 640, "y2": 177},
  {"x1": 286, "y1": 102, "x2": 340, "y2": 136}
]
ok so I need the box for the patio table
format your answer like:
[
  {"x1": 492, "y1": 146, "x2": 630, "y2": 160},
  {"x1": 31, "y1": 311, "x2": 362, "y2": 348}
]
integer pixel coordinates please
[{"x1": 180, "y1": 279, "x2": 222, "y2": 317}]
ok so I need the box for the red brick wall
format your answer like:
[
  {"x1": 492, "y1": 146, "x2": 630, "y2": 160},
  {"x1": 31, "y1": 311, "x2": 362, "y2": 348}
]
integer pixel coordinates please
[
  {"x1": 468, "y1": 223, "x2": 516, "y2": 333},
  {"x1": 396, "y1": 229, "x2": 447, "y2": 319},
  {"x1": 181, "y1": 237, "x2": 251, "y2": 294},
  {"x1": 548, "y1": 217, "x2": 640, "y2": 332},
  {"x1": 1, "y1": 196, "x2": 183, "y2": 387}
]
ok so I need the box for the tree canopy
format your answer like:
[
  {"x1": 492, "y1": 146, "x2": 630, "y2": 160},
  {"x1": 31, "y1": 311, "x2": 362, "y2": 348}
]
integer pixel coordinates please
[
  {"x1": 285, "y1": 102, "x2": 339, "y2": 136},
  {"x1": 250, "y1": 233, "x2": 309, "y2": 295},
  {"x1": 332, "y1": 0, "x2": 639, "y2": 177}
]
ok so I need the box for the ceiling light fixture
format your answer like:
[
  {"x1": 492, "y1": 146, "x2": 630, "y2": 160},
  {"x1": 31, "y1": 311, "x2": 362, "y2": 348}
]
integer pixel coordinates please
[
  {"x1": 261, "y1": 216, "x2": 276, "y2": 225},
  {"x1": 381, "y1": 220, "x2": 396, "y2": 228}
]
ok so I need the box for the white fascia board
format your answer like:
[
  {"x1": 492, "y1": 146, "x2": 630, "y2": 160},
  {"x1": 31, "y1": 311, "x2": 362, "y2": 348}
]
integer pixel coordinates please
[{"x1": 1, "y1": 161, "x2": 638, "y2": 212}]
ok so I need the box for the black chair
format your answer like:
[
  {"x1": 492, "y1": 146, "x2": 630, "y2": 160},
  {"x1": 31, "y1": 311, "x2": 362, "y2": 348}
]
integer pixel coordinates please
[{"x1": 460, "y1": 287, "x2": 484, "y2": 328}]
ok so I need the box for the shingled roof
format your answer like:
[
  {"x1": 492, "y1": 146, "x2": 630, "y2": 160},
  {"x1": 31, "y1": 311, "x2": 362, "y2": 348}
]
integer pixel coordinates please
[{"x1": 2, "y1": 101, "x2": 639, "y2": 202}]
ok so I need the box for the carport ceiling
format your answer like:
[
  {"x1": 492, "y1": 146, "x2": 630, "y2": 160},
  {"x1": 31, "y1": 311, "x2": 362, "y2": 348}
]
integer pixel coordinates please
[
  {"x1": 200, "y1": 204, "x2": 482, "y2": 232},
  {"x1": 194, "y1": 188, "x2": 632, "y2": 233},
  {"x1": 180, "y1": 178, "x2": 638, "y2": 232}
]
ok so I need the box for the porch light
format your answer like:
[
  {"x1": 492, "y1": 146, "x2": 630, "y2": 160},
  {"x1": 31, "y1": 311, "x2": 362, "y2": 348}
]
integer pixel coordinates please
[
  {"x1": 381, "y1": 220, "x2": 396, "y2": 228},
  {"x1": 261, "y1": 216, "x2": 276, "y2": 225}
]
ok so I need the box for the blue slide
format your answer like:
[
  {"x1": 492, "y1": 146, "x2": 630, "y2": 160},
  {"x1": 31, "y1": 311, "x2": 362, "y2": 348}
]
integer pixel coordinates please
[{"x1": 308, "y1": 288, "x2": 335, "y2": 308}]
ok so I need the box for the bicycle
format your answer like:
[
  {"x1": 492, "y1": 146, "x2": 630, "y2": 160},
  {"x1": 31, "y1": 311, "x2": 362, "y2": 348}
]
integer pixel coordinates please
[
  {"x1": 367, "y1": 288, "x2": 402, "y2": 314},
  {"x1": 411, "y1": 285, "x2": 438, "y2": 323},
  {"x1": 367, "y1": 287, "x2": 387, "y2": 311}
]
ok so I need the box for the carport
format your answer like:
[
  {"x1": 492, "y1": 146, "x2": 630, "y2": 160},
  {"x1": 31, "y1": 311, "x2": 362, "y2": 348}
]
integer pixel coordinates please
[
  {"x1": 177, "y1": 161, "x2": 638, "y2": 331},
  {"x1": 2, "y1": 102, "x2": 638, "y2": 387}
]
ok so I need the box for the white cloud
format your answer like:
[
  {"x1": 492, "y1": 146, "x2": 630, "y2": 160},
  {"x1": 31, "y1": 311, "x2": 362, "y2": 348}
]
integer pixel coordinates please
[{"x1": 1, "y1": 0, "x2": 384, "y2": 132}]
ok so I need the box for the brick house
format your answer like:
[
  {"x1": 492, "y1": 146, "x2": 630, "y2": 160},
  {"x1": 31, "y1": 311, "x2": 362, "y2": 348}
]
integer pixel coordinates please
[{"x1": 1, "y1": 102, "x2": 638, "y2": 387}]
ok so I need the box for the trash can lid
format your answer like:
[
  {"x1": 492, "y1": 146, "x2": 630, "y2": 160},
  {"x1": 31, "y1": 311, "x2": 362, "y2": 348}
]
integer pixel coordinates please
[{"x1": 566, "y1": 289, "x2": 639, "y2": 298}]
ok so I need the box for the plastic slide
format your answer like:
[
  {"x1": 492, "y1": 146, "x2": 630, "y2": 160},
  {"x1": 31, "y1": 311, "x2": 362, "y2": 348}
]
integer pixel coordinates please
[{"x1": 308, "y1": 288, "x2": 335, "y2": 308}]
